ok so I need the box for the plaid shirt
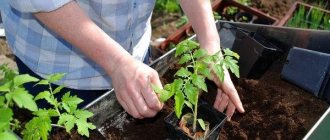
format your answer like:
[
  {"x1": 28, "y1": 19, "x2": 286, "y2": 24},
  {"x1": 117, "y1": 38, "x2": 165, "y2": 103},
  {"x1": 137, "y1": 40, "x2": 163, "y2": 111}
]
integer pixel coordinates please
[{"x1": 2, "y1": 0, "x2": 155, "y2": 90}]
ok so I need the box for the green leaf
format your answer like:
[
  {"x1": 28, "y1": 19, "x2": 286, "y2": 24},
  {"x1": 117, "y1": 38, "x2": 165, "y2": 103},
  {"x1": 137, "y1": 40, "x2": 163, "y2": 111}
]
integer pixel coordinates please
[
  {"x1": 74, "y1": 110, "x2": 94, "y2": 119},
  {"x1": 196, "y1": 61, "x2": 211, "y2": 79},
  {"x1": 175, "y1": 41, "x2": 188, "y2": 57},
  {"x1": 0, "y1": 96, "x2": 5, "y2": 106},
  {"x1": 76, "y1": 118, "x2": 96, "y2": 137},
  {"x1": 174, "y1": 91, "x2": 184, "y2": 118},
  {"x1": 193, "y1": 49, "x2": 207, "y2": 59},
  {"x1": 197, "y1": 118, "x2": 206, "y2": 131},
  {"x1": 58, "y1": 114, "x2": 75, "y2": 133},
  {"x1": 191, "y1": 74, "x2": 207, "y2": 92},
  {"x1": 12, "y1": 88, "x2": 38, "y2": 111},
  {"x1": 0, "y1": 82, "x2": 11, "y2": 92},
  {"x1": 214, "y1": 64, "x2": 225, "y2": 82},
  {"x1": 13, "y1": 74, "x2": 39, "y2": 87},
  {"x1": 23, "y1": 116, "x2": 51, "y2": 140},
  {"x1": 53, "y1": 85, "x2": 65, "y2": 95},
  {"x1": 0, "y1": 131, "x2": 17, "y2": 140},
  {"x1": 61, "y1": 92, "x2": 83, "y2": 113},
  {"x1": 0, "y1": 108, "x2": 13, "y2": 131},
  {"x1": 187, "y1": 40, "x2": 199, "y2": 50},
  {"x1": 34, "y1": 109, "x2": 58, "y2": 117},
  {"x1": 224, "y1": 56, "x2": 240, "y2": 78},
  {"x1": 151, "y1": 84, "x2": 165, "y2": 95},
  {"x1": 184, "y1": 83, "x2": 198, "y2": 105},
  {"x1": 47, "y1": 73, "x2": 66, "y2": 83},
  {"x1": 159, "y1": 90, "x2": 173, "y2": 102},
  {"x1": 184, "y1": 101, "x2": 194, "y2": 112},
  {"x1": 178, "y1": 54, "x2": 191, "y2": 64},
  {"x1": 202, "y1": 55, "x2": 213, "y2": 64},
  {"x1": 223, "y1": 48, "x2": 240, "y2": 59},
  {"x1": 36, "y1": 80, "x2": 49, "y2": 85},
  {"x1": 175, "y1": 68, "x2": 191, "y2": 78},
  {"x1": 35, "y1": 91, "x2": 51, "y2": 101}
]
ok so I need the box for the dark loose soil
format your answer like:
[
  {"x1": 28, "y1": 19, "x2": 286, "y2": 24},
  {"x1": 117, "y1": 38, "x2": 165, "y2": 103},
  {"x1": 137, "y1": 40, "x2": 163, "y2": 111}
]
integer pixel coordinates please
[{"x1": 102, "y1": 60, "x2": 329, "y2": 140}]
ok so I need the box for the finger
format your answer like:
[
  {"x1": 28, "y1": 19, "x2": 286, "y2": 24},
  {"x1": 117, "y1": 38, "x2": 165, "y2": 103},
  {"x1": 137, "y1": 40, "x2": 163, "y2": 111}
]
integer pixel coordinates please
[
  {"x1": 133, "y1": 89, "x2": 157, "y2": 117},
  {"x1": 221, "y1": 80, "x2": 245, "y2": 113},
  {"x1": 225, "y1": 101, "x2": 236, "y2": 121},
  {"x1": 218, "y1": 93, "x2": 229, "y2": 112},
  {"x1": 147, "y1": 72, "x2": 163, "y2": 110},
  {"x1": 213, "y1": 89, "x2": 223, "y2": 109},
  {"x1": 118, "y1": 90, "x2": 144, "y2": 119},
  {"x1": 116, "y1": 91, "x2": 143, "y2": 119}
]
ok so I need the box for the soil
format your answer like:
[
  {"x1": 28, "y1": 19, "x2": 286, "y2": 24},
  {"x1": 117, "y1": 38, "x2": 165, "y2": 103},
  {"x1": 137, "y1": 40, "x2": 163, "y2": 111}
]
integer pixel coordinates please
[{"x1": 102, "y1": 60, "x2": 329, "y2": 140}]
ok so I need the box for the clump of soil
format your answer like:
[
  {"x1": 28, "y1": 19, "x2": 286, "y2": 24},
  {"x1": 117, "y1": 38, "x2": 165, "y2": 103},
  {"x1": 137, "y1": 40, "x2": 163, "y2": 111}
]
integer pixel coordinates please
[{"x1": 103, "y1": 60, "x2": 328, "y2": 140}]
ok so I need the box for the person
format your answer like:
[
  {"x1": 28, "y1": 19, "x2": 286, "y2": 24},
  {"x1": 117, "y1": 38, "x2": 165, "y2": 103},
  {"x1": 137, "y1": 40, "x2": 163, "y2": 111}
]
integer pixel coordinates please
[{"x1": 2, "y1": 0, "x2": 244, "y2": 121}]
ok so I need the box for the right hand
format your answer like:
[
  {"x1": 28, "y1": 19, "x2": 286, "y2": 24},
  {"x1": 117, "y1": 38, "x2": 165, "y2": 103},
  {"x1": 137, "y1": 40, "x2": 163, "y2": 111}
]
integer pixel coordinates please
[{"x1": 111, "y1": 57, "x2": 163, "y2": 119}]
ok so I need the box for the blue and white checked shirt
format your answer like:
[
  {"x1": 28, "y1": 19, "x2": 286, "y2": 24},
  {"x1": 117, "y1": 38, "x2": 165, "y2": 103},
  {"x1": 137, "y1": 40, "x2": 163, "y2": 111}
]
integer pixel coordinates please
[{"x1": 1, "y1": 0, "x2": 155, "y2": 90}]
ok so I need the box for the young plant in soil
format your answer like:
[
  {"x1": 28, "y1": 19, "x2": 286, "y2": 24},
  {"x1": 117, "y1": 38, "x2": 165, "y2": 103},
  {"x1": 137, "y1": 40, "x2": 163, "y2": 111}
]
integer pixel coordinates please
[
  {"x1": 23, "y1": 73, "x2": 96, "y2": 140},
  {"x1": 0, "y1": 64, "x2": 39, "y2": 140},
  {"x1": 0, "y1": 65, "x2": 96, "y2": 140},
  {"x1": 152, "y1": 40, "x2": 239, "y2": 139}
]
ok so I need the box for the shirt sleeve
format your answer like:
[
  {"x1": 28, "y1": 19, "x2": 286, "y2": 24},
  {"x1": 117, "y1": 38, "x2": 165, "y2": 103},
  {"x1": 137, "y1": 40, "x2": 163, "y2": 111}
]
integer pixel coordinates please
[{"x1": 9, "y1": 0, "x2": 73, "y2": 13}]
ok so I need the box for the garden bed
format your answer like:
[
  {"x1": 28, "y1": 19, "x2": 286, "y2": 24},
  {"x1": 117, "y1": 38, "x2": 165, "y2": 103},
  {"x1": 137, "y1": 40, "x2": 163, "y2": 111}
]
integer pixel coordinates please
[{"x1": 95, "y1": 57, "x2": 328, "y2": 140}]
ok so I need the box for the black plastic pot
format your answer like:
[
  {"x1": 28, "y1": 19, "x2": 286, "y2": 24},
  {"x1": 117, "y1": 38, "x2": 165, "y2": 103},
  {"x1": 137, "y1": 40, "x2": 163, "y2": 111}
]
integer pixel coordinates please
[
  {"x1": 164, "y1": 101, "x2": 227, "y2": 140},
  {"x1": 281, "y1": 47, "x2": 330, "y2": 100},
  {"x1": 252, "y1": 18, "x2": 273, "y2": 25},
  {"x1": 234, "y1": 12, "x2": 253, "y2": 23},
  {"x1": 225, "y1": 28, "x2": 283, "y2": 79}
]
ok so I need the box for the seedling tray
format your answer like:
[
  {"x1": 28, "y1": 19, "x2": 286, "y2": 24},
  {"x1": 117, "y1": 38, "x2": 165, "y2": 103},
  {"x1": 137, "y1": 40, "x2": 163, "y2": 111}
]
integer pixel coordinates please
[
  {"x1": 278, "y1": 2, "x2": 330, "y2": 30},
  {"x1": 159, "y1": 0, "x2": 279, "y2": 51}
]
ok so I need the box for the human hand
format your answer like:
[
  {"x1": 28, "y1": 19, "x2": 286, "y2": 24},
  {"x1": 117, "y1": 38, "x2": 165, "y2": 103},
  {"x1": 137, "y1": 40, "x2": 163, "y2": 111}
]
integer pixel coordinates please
[
  {"x1": 212, "y1": 68, "x2": 245, "y2": 121},
  {"x1": 111, "y1": 58, "x2": 163, "y2": 119}
]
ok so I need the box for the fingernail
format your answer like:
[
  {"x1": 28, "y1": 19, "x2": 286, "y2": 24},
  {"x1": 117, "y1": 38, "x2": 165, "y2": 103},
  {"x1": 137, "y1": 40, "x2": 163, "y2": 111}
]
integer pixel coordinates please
[{"x1": 227, "y1": 116, "x2": 231, "y2": 121}]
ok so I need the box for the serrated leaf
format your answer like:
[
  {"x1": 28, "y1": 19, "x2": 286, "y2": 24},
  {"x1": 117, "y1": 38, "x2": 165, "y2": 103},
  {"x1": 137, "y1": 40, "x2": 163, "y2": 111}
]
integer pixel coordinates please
[
  {"x1": 178, "y1": 54, "x2": 191, "y2": 64},
  {"x1": 13, "y1": 74, "x2": 39, "y2": 87},
  {"x1": 193, "y1": 49, "x2": 207, "y2": 59},
  {"x1": 12, "y1": 88, "x2": 38, "y2": 111},
  {"x1": 53, "y1": 85, "x2": 65, "y2": 95},
  {"x1": 48, "y1": 73, "x2": 66, "y2": 83},
  {"x1": 191, "y1": 74, "x2": 207, "y2": 92},
  {"x1": 223, "y1": 48, "x2": 240, "y2": 59},
  {"x1": 175, "y1": 68, "x2": 191, "y2": 78},
  {"x1": 214, "y1": 64, "x2": 225, "y2": 82},
  {"x1": 35, "y1": 91, "x2": 50, "y2": 101},
  {"x1": 159, "y1": 90, "x2": 173, "y2": 102},
  {"x1": 34, "y1": 109, "x2": 58, "y2": 117},
  {"x1": 187, "y1": 40, "x2": 199, "y2": 50},
  {"x1": 196, "y1": 62, "x2": 211, "y2": 79},
  {"x1": 202, "y1": 55, "x2": 213, "y2": 64},
  {"x1": 58, "y1": 114, "x2": 75, "y2": 133},
  {"x1": 23, "y1": 116, "x2": 51, "y2": 140},
  {"x1": 184, "y1": 83, "x2": 198, "y2": 105},
  {"x1": 175, "y1": 41, "x2": 188, "y2": 57},
  {"x1": 197, "y1": 118, "x2": 206, "y2": 131},
  {"x1": 151, "y1": 84, "x2": 165, "y2": 95},
  {"x1": 61, "y1": 92, "x2": 83, "y2": 112},
  {"x1": 76, "y1": 118, "x2": 96, "y2": 137},
  {"x1": 224, "y1": 56, "x2": 240, "y2": 78},
  {"x1": 0, "y1": 131, "x2": 17, "y2": 140},
  {"x1": 74, "y1": 110, "x2": 93, "y2": 119},
  {"x1": 174, "y1": 91, "x2": 184, "y2": 118},
  {"x1": 0, "y1": 82, "x2": 11, "y2": 92},
  {"x1": 36, "y1": 80, "x2": 49, "y2": 85}
]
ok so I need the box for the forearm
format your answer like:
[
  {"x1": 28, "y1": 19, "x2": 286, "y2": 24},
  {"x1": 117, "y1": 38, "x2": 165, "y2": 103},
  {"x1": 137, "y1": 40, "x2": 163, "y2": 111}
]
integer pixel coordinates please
[
  {"x1": 179, "y1": 0, "x2": 220, "y2": 54},
  {"x1": 34, "y1": 1, "x2": 132, "y2": 76}
]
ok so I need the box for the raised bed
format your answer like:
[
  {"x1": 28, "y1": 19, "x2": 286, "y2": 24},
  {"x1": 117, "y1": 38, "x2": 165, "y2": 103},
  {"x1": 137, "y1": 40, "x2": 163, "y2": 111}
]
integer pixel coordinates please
[
  {"x1": 159, "y1": 0, "x2": 279, "y2": 52},
  {"x1": 278, "y1": 1, "x2": 330, "y2": 30},
  {"x1": 85, "y1": 22, "x2": 329, "y2": 139}
]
